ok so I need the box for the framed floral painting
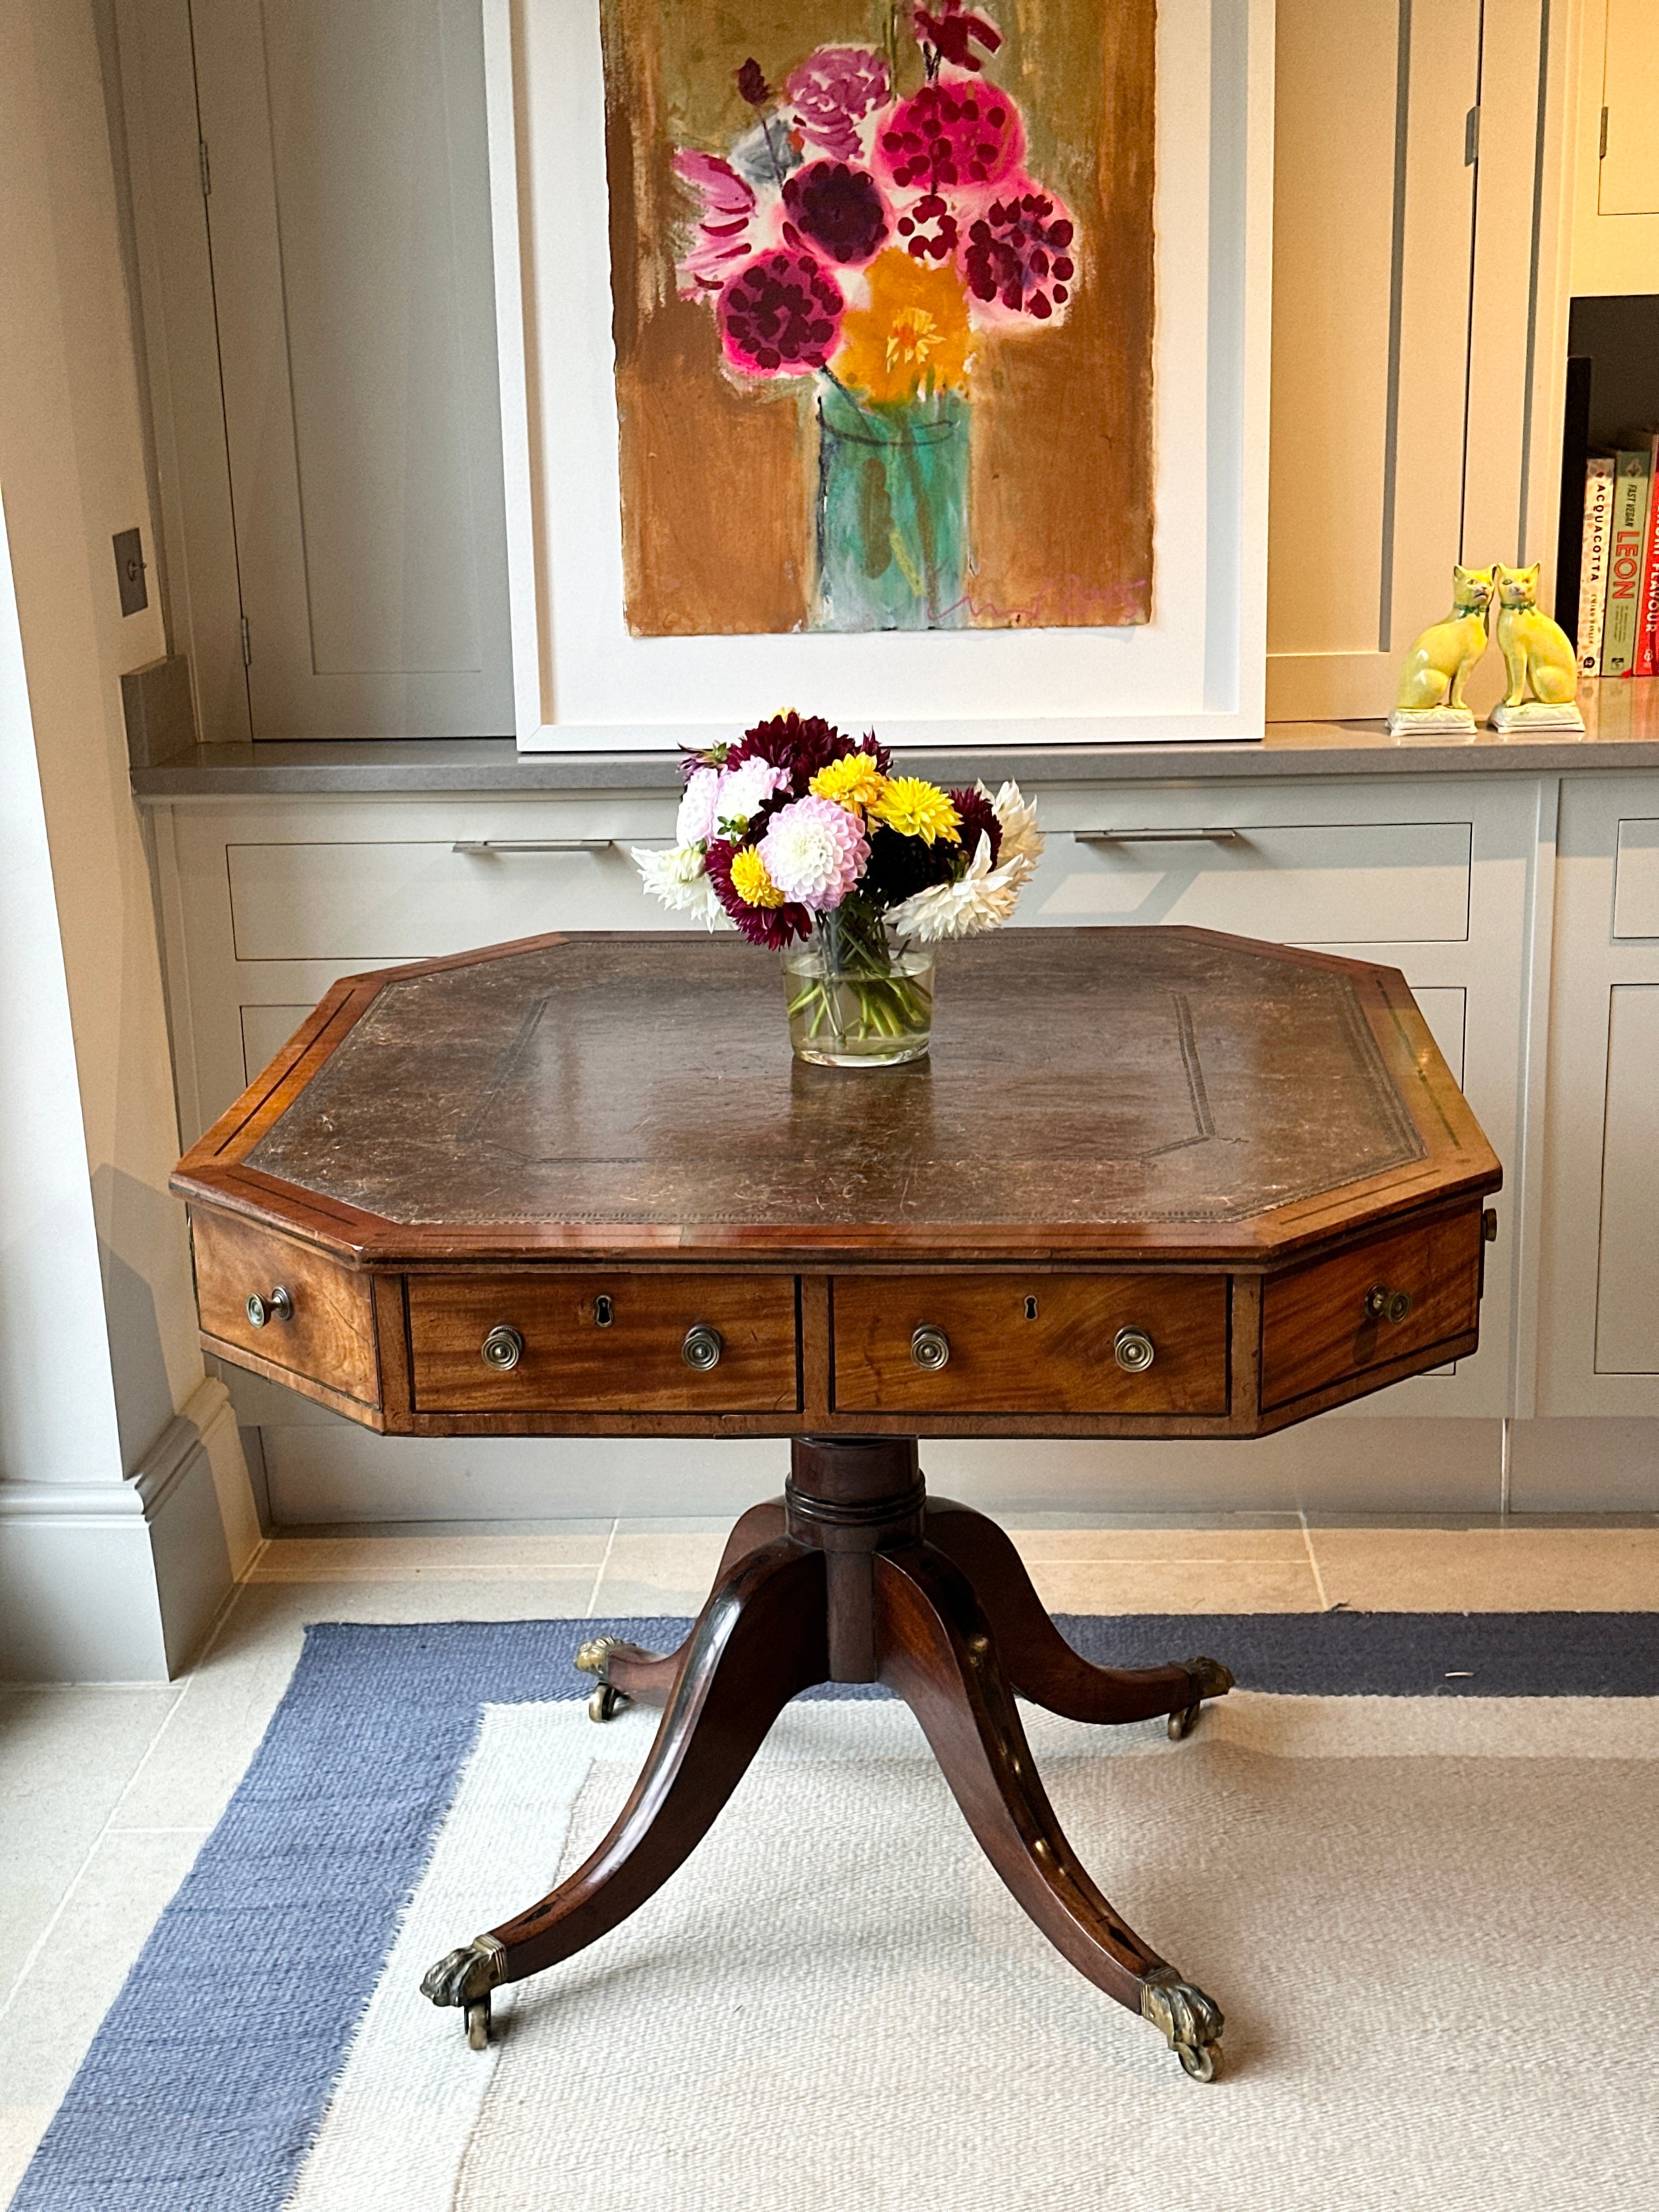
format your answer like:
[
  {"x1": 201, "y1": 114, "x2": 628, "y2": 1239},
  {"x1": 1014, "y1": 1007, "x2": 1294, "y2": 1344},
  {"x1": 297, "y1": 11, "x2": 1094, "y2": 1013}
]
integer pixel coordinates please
[
  {"x1": 602, "y1": 1, "x2": 1153, "y2": 638},
  {"x1": 484, "y1": 0, "x2": 1270, "y2": 748}
]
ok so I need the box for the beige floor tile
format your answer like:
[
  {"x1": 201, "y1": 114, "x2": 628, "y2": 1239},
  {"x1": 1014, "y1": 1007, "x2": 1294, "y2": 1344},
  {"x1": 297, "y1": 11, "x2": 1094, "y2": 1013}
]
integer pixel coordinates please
[
  {"x1": 0, "y1": 1826, "x2": 206, "y2": 2204},
  {"x1": 1307, "y1": 1526, "x2": 1659, "y2": 1611},
  {"x1": 1008, "y1": 1525, "x2": 1309, "y2": 1563},
  {"x1": 592, "y1": 1531, "x2": 727, "y2": 1617},
  {"x1": 1025, "y1": 1558, "x2": 1324, "y2": 1614},
  {"x1": 612, "y1": 1516, "x2": 740, "y2": 1537},
  {"x1": 247, "y1": 1532, "x2": 610, "y2": 1582},
  {"x1": 0, "y1": 1685, "x2": 179, "y2": 1984}
]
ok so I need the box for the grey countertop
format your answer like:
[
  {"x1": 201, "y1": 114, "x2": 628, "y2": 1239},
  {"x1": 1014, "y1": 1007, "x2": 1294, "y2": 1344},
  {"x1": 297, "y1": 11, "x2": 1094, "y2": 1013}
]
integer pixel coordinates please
[{"x1": 130, "y1": 696, "x2": 1659, "y2": 798}]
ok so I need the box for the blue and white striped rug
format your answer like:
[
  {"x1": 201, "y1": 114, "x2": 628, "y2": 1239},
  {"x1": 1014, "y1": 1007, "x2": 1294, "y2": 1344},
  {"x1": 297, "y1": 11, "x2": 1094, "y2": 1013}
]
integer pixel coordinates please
[{"x1": 13, "y1": 1614, "x2": 1659, "y2": 2212}]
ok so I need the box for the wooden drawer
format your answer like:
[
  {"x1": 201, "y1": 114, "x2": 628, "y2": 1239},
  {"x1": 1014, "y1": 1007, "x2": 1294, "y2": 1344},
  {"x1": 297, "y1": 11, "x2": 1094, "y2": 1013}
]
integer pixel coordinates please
[
  {"x1": 831, "y1": 1274, "x2": 1229, "y2": 1415},
  {"x1": 1260, "y1": 1208, "x2": 1483, "y2": 1410},
  {"x1": 1030, "y1": 817, "x2": 1472, "y2": 943},
  {"x1": 191, "y1": 1209, "x2": 379, "y2": 1404},
  {"x1": 406, "y1": 1272, "x2": 800, "y2": 1413}
]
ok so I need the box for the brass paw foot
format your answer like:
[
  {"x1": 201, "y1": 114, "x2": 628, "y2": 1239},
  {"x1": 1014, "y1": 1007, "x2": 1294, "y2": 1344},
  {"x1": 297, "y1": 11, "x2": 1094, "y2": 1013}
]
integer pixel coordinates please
[
  {"x1": 575, "y1": 1636, "x2": 633, "y2": 1722},
  {"x1": 420, "y1": 1933, "x2": 506, "y2": 2047},
  {"x1": 1140, "y1": 1965, "x2": 1224, "y2": 2080},
  {"x1": 1168, "y1": 1655, "x2": 1234, "y2": 1741}
]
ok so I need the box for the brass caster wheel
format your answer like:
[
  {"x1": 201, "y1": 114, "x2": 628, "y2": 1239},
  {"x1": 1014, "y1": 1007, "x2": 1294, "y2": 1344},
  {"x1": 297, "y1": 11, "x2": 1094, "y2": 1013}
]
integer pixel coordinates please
[
  {"x1": 1175, "y1": 2036, "x2": 1219, "y2": 2081},
  {"x1": 588, "y1": 1681, "x2": 628, "y2": 1722},
  {"x1": 1168, "y1": 1702, "x2": 1200, "y2": 1741},
  {"x1": 466, "y1": 1996, "x2": 492, "y2": 2051}
]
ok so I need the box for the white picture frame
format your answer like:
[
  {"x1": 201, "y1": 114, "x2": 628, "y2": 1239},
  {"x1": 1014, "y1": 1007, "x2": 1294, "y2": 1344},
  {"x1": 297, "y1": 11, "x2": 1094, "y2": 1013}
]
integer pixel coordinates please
[{"x1": 483, "y1": 0, "x2": 1273, "y2": 753}]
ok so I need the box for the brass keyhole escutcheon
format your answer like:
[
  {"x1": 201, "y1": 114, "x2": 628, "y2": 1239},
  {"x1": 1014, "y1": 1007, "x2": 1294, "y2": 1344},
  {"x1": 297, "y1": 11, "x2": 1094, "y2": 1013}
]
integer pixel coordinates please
[
  {"x1": 682, "y1": 1323, "x2": 723, "y2": 1371},
  {"x1": 1024, "y1": 1295, "x2": 1039, "y2": 1321},
  {"x1": 1113, "y1": 1326, "x2": 1155, "y2": 1374},
  {"x1": 1364, "y1": 1285, "x2": 1413, "y2": 1326},
  {"x1": 481, "y1": 1324, "x2": 524, "y2": 1371},
  {"x1": 593, "y1": 1294, "x2": 614, "y2": 1328},
  {"x1": 246, "y1": 1285, "x2": 294, "y2": 1328},
  {"x1": 911, "y1": 1323, "x2": 951, "y2": 1371}
]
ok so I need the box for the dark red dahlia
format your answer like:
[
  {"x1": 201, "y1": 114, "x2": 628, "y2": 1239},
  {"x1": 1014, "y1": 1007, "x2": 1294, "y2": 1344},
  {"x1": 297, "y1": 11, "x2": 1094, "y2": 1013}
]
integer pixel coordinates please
[
  {"x1": 717, "y1": 251, "x2": 844, "y2": 375},
  {"x1": 863, "y1": 824, "x2": 958, "y2": 907},
  {"x1": 704, "y1": 840, "x2": 814, "y2": 948},
  {"x1": 728, "y1": 711, "x2": 893, "y2": 786},
  {"x1": 913, "y1": 1, "x2": 1002, "y2": 74},
  {"x1": 781, "y1": 162, "x2": 890, "y2": 266},
  {"x1": 876, "y1": 79, "x2": 1023, "y2": 194},
  {"x1": 950, "y1": 788, "x2": 1002, "y2": 866},
  {"x1": 964, "y1": 188, "x2": 1075, "y2": 319}
]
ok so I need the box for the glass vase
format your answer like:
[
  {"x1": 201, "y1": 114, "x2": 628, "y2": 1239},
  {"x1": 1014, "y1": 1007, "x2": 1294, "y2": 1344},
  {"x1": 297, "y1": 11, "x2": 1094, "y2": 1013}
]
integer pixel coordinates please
[
  {"x1": 782, "y1": 906, "x2": 934, "y2": 1067},
  {"x1": 813, "y1": 380, "x2": 969, "y2": 631}
]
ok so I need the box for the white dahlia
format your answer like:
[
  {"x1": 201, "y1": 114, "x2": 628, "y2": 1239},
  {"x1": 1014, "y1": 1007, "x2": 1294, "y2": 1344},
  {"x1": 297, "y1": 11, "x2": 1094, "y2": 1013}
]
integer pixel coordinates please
[
  {"x1": 675, "y1": 765, "x2": 722, "y2": 847},
  {"x1": 714, "y1": 756, "x2": 790, "y2": 834},
  {"x1": 887, "y1": 782, "x2": 1043, "y2": 941},
  {"x1": 631, "y1": 843, "x2": 732, "y2": 930}
]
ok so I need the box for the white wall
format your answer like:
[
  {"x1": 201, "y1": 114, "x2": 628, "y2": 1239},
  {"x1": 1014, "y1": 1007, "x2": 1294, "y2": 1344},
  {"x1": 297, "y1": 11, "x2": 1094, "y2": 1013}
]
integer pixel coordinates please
[{"x1": 0, "y1": 0, "x2": 256, "y2": 1679}]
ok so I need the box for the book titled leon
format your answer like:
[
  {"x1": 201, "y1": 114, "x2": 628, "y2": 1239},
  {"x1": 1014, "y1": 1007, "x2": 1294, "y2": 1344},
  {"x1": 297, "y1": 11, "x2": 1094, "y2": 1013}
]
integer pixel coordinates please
[{"x1": 1604, "y1": 439, "x2": 1658, "y2": 677}]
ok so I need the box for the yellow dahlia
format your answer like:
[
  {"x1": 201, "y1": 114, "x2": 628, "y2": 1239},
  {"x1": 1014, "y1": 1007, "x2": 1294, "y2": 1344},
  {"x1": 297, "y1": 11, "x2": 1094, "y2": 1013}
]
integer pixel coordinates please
[
  {"x1": 809, "y1": 754, "x2": 888, "y2": 814},
  {"x1": 835, "y1": 251, "x2": 972, "y2": 407},
  {"x1": 728, "y1": 845, "x2": 787, "y2": 909},
  {"x1": 870, "y1": 776, "x2": 961, "y2": 845}
]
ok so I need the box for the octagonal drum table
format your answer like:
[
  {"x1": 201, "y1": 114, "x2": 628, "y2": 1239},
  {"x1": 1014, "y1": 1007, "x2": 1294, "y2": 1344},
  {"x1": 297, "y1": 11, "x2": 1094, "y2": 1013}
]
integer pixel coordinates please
[{"x1": 172, "y1": 927, "x2": 1501, "y2": 2079}]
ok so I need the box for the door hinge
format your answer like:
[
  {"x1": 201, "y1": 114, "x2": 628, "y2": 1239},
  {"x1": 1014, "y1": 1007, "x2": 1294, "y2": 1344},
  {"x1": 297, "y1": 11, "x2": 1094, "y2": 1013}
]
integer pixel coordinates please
[
  {"x1": 1599, "y1": 105, "x2": 1609, "y2": 160},
  {"x1": 1463, "y1": 105, "x2": 1480, "y2": 166},
  {"x1": 239, "y1": 616, "x2": 251, "y2": 667},
  {"x1": 198, "y1": 139, "x2": 211, "y2": 197}
]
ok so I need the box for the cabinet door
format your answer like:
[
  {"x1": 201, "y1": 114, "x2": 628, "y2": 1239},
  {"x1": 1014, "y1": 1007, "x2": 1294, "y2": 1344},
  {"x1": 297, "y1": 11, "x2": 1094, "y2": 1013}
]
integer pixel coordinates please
[
  {"x1": 187, "y1": 0, "x2": 514, "y2": 738},
  {"x1": 1268, "y1": 0, "x2": 1569, "y2": 720},
  {"x1": 1539, "y1": 775, "x2": 1659, "y2": 1414},
  {"x1": 1570, "y1": 0, "x2": 1659, "y2": 295}
]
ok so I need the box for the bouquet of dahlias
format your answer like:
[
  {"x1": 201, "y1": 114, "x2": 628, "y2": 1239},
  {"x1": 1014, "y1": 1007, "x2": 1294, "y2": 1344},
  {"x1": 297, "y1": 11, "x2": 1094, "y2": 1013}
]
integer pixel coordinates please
[{"x1": 633, "y1": 711, "x2": 1042, "y2": 1060}]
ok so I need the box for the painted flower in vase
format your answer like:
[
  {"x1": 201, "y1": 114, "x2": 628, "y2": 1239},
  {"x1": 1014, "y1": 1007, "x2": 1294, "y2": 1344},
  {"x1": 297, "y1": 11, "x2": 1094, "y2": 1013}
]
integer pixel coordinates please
[
  {"x1": 673, "y1": 3, "x2": 1078, "y2": 633},
  {"x1": 633, "y1": 710, "x2": 1043, "y2": 1065}
]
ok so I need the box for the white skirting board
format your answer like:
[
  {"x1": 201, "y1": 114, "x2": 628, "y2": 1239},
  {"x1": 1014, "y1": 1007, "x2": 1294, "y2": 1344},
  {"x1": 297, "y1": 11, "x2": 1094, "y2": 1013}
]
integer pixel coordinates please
[{"x1": 0, "y1": 1378, "x2": 257, "y2": 1680}]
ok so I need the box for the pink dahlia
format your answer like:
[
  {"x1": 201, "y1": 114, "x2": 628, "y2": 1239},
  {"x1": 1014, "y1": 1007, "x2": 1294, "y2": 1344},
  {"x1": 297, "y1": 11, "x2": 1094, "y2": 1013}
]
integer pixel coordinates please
[
  {"x1": 759, "y1": 795, "x2": 870, "y2": 910},
  {"x1": 674, "y1": 152, "x2": 758, "y2": 297},
  {"x1": 787, "y1": 47, "x2": 891, "y2": 162},
  {"x1": 964, "y1": 183, "x2": 1076, "y2": 321},
  {"x1": 875, "y1": 77, "x2": 1024, "y2": 195},
  {"x1": 717, "y1": 250, "x2": 845, "y2": 375}
]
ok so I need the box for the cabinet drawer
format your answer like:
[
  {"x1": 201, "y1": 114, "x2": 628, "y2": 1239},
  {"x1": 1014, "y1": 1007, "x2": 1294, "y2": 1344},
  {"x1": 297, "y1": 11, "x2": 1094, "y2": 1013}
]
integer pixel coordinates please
[
  {"x1": 1260, "y1": 1209, "x2": 1483, "y2": 1410},
  {"x1": 227, "y1": 839, "x2": 667, "y2": 962},
  {"x1": 831, "y1": 1274, "x2": 1229, "y2": 1415},
  {"x1": 1031, "y1": 819, "x2": 1472, "y2": 943},
  {"x1": 407, "y1": 1273, "x2": 800, "y2": 1413},
  {"x1": 192, "y1": 1210, "x2": 379, "y2": 1404},
  {"x1": 1612, "y1": 819, "x2": 1659, "y2": 939}
]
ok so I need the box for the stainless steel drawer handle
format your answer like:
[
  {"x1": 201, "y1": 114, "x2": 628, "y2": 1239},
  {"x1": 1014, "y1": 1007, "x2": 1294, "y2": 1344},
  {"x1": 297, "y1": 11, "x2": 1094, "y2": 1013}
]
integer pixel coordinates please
[
  {"x1": 246, "y1": 1286, "x2": 294, "y2": 1328},
  {"x1": 452, "y1": 839, "x2": 614, "y2": 855},
  {"x1": 910, "y1": 1324, "x2": 951, "y2": 1371},
  {"x1": 1363, "y1": 1285, "x2": 1413, "y2": 1325},
  {"x1": 682, "y1": 1323, "x2": 723, "y2": 1371},
  {"x1": 482, "y1": 1325, "x2": 525, "y2": 1370},
  {"x1": 1073, "y1": 828, "x2": 1243, "y2": 845},
  {"x1": 1114, "y1": 1326, "x2": 1156, "y2": 1373}
]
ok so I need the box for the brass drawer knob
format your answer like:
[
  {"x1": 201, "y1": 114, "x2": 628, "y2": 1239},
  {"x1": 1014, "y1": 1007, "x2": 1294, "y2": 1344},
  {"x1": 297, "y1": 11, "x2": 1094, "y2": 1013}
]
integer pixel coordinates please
[
  {"x1": 481, "y1": 1324, "x2": 524, "y2": 1371},
  {"x1": 1363, "y1": 1285, "x2": 1413, "y2": 1325},
  {"x1": 910, "y1": 1324, "x2": 951, "y2": 1371},
  {"x1": 245, "y1": 1286, "x2": 294, "y2": 1328},
  {"x1": 1114, "y1": 1326, "x2": 1156, "y2": 1374},
  {"x1": 682, "y1": 1323, "x2": 723, "y2": 1371}
]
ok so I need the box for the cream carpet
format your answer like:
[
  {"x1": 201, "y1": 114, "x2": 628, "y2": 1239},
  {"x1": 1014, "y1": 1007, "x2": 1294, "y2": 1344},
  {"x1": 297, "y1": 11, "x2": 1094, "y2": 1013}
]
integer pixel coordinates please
[{"x1": 294, "y1": 1695, "x2": 1659, "y2": 2211}]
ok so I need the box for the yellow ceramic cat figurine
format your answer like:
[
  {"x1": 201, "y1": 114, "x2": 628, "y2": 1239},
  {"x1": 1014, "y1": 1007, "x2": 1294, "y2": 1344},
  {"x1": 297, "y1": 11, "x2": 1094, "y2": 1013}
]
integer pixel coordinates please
[
  {"x1": 1487, "y1": 561, "x2": 1584, "y2": 731},
  {"x1": 1387, "y1": 565, "x2": 1493, "y2": 733}
]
